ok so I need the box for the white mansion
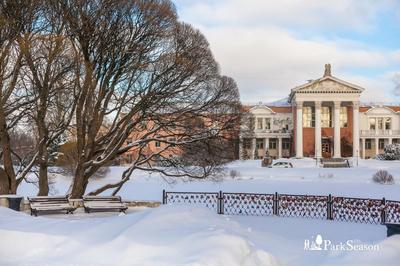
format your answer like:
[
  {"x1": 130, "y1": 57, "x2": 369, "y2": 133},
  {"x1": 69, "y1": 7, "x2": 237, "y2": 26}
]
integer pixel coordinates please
[{"x1": 239, "y1": 64, "x2": 400, "y2": 160}]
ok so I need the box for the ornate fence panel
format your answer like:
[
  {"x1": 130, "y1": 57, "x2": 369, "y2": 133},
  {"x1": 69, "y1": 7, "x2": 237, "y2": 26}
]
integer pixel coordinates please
[
  {"x1": 332, "y1": 197, "x2": 383, "y2": 224},
  {"x1": 223, "y1": 193, "x2": 274, "y2": 216},
  {"x1": 278, "y1": 194, "x2": 328, "y2": 219},
  {"x1": 164, "y1": 191, "x2": 219, "y2": 212},
  {"x1": 385, "y1": 200, "x2": 400, "y2": 224},
  {"x1": 163, "y1": 190, "x2": 400, "y2": 225}
]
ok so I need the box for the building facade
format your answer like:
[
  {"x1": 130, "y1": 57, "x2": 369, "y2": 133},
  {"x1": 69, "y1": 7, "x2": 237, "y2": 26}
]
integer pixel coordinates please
[{"x1": 240, "y1": 64, "x2": 400, "y2": 160}]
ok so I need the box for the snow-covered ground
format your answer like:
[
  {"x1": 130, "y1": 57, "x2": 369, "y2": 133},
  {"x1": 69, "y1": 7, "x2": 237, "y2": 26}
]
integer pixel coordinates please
[
  {"x1": 2, "y1": 158, "x2": 400, "y2": 265},
  {"x1": 1, "y1": 205, "x2": 399, "y2": 266},
  {"x1": 17, "y1": 158, "x2": 400, "y2": 201}
]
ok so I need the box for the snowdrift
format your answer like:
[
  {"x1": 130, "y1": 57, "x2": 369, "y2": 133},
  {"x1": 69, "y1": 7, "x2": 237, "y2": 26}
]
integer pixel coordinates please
[{"x1": 0, "y1": 206, "x2": 279, "y2": 266}]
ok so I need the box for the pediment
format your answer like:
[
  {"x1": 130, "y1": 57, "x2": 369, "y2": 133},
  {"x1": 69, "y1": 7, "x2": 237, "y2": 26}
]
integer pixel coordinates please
[
  {"x1": 292, "y1": 76, "x2": 364, "y2": 95},
  {"x1": 249, "y1": 104, "x2": 275, "y2": 115},
  {"x1": 365, "y1": 106, "x2": 398, "y2": 115}
]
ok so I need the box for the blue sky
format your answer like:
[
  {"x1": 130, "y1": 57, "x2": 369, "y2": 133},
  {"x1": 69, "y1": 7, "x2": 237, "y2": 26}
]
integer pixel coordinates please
[{"x1": 174, "y1": 0, "x2": 400, "y2": 103}]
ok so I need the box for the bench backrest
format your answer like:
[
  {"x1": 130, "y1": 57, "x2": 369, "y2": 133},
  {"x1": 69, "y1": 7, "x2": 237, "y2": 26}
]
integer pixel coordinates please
[
  {"x1": 28, "y1": 196, "x2": 70, "y2": 207},
  {"x1": 83, "y1": 196, "x2": 122, "y2": 202}
]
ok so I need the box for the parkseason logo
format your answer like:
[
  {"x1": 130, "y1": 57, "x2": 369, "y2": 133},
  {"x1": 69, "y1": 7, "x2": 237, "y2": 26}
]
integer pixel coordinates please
[{"x1": 304, "y1": 234, "x2": 380, "y2": 251}]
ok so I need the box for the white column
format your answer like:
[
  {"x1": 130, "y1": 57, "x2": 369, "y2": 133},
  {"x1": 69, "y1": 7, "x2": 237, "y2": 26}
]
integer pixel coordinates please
[
  {"x1": 375, "y1": 138, "x2": 379, "y2": 156},
  {"x1": 333, "y1": 101, "x2": 341, "y2": 158},
  {"x1": 315, "y1": 101, "x2": 322, "y2": 158},
  {"x1": 375, "y1": 117, "x2": 378, "y2": 135},
  {"x1": 389, "y1": 138, "x2": 393, "y2": 145},
  {"x1": 352, "y1": 101, "x2": 360, "y2": 158},
  {"x1": 251, "y1": 138, "x2": 256, "y2": 159},
  {"x1": 264, "y1": 138, "x2": 269, "y2": 153},
  {"x1": 296, "y1": 101, "x2": 303, "y2": 158},
  {"x1": 278, "y1": 137, "x2": 282, "y2": 158},
  {"x1": 362, "y1": 138, "x2": 366, "y2": 159}
]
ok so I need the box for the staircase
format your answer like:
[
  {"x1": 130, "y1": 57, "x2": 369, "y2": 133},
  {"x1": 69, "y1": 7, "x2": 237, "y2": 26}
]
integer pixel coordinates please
[{"x1": 320, "y1": 158, "x2": 350, "y2": 168}]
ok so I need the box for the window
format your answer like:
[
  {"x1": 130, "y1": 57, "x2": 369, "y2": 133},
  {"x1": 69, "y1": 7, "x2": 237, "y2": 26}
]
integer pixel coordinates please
[
  {"x1": 257, "y1": 118, "x2": 263, "y2": 130},
  {"x1": 321, "y1": 107, "x2": 332, "y2": 127},
  {"x1": 302, "y1": 106, "x2": 315, "y2": 128},
  {"x1": 369, "y1": 118, "x2": 376, "y2": 130},
  {"x1": 256, "y1": 139, "x2": 264, "y2": 149},
  {"x1": 365, "y1": 139, "x2": 372, "y2": 150},
  {"x1": 377, "y1": 118, "x2": 384, "y2": 130},
  {"x1": 385, "y1": 118, "x2": 391, "y2": 130},
  {"x1": 340, "y1": 107, "x2": 348, "y2": 128},
  {"x1": 269, "y1": 139, "x2": 277, "y2": 149},
  {"x1": 379, "y1": 139, "x2": 385, "y2": 149},
  {"x1": 264, "y1": 118, "x2": 271, "y2": 130},
  {"x1": 282, "y1": 139, "x2": 290, "y2": 150},
  {"x1": 155, "y1": 141, "x2": 161, "y2": 148}
]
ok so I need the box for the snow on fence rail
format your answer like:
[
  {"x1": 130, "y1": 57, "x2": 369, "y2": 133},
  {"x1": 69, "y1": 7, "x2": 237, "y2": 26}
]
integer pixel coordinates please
[{"x1": 162, "y1": 190, "x2": 400, "y2": 225}]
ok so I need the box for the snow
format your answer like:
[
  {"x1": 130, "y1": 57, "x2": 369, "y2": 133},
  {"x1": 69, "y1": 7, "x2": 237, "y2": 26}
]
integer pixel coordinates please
[
  {"x1": 0, "y1": 206, "x2": 278, "y2": 266},
  {"x1": 17, "y1": 158, "x2": 400, "y2": 201},
  {"x1": 1, "y1": 205, "x2": 400, "y2": 266},
  {"x1": 3, "y1": 158, "x2": 400, "y2": 265}
]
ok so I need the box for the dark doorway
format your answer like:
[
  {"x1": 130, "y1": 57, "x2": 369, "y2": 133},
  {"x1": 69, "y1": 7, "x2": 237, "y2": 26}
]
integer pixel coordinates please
[{"x1": 322, "y1": 138, "x2": 332, "y2": 158}]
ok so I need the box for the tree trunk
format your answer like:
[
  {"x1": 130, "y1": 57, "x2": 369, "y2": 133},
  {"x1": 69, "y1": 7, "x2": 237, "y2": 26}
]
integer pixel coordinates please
[
  {"x1": 0, "y1": 167, "x2": 9, "y2": 194},
  {"x1": 69, "y1": 163, "x2": 87, "y2": 198},
  {"x1": 0, "y1": 105, "x2": 16, "y2": 194},
  {"x1": 37, "y1": 107, "x2": 49, "y2": 196},
  {"x1": 37, "y1": 151, "x2": 49, "y2": 196}
]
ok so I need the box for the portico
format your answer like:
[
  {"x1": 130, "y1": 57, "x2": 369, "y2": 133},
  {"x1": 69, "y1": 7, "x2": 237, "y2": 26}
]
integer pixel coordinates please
[{"x1": 289, "y1": 64, "x2": 363, "y2": 158}]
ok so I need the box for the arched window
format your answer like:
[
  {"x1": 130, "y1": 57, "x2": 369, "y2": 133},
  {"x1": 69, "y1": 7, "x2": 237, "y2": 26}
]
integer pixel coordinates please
[
  {"x1": 302, "y1": 106, "x2": 315, "y2": 127},
  {"x1": 321, "y1": 107, "x2": 331, "y2": 127}
]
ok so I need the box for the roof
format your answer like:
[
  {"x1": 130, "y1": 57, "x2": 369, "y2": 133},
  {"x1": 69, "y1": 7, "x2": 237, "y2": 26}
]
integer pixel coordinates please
[
  {"x1": 270, "y1": 106, "x2": 292, "y2": 113},
  {"x1": 242, "y1": 104, "x2": 292, "y2": 114},
  {"x1": 359, "y1": 106, "x2": 400, "y2": 113},
  {"x1": 289, "y1": 76, "x2": 364, "y2": 102},
  {"x1": 288, "y1": 65, "x2": 364, "y2": 102}
]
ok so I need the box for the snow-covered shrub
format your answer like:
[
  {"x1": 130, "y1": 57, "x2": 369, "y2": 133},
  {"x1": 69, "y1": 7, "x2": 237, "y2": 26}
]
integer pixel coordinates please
[
  {"x1": 318, "y1": 173, "x2": 334, "y2": 179},
  {"x1": 229, "y1": 170, "x2": 241, "y2": 179},
  {"x1": 383, "y1": 144, "x2": 400, "y2": 160},
  {"x1": 372, "y1": 170, "x2": 394, "y2": 184}
]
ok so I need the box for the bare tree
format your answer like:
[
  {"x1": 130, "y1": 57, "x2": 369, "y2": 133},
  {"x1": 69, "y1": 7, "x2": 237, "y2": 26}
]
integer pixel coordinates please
[
  {"x1": 0, "y1": 0, "x2": 39, "y2": 194},
  {"x1": 18, "y1": 3, "x2": 78, "y2": 195},
  {"x1": 49, "y1": 0, "x2": 240, "y2": 198},
  {"x1": 1, "y1": 0, "x2": 241, "y2": 197},
  {"x1": 239, "y1": 108, "x2": 255, "y2": 160}
]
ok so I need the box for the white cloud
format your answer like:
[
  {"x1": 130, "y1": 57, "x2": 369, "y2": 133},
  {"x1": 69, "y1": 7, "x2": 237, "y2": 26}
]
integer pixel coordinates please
[
  {"x1": 175, "y1": 0, "x2": 400, "y2": 103},
  {"x1": 176, "y1": 0, "x2": 398, "y2": 30},
  {"x1": 201, "y1": 25, "x2": 398, "y2": 102}
]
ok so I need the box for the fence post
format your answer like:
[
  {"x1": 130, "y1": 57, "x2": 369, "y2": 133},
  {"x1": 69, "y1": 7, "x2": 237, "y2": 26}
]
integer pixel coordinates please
[
  {"x1": 327, "y1": 194, "x2": 332, "y2": 220},
  {"x1": 218, "y1": 191, "x2": 224, "y2": 215},
  {"x1": 381, "y1": 197, "x2": 386, "y2": 224},
  {"x1": 162, "y1": 190, "x2": 167, "y2": 204},
  {"x1": 273, "y1": 192, "x2": 279, "y2": 216}
]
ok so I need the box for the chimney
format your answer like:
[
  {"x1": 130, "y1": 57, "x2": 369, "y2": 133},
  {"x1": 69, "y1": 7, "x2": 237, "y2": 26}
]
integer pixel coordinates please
[{"x1": 323, "y1": 63, "x2": 332, "y2": 77}]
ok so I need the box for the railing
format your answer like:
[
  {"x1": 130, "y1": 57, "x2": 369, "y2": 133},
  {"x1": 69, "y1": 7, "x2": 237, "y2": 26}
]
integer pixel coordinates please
[
  {"x1": 360, "y1": 130, "x2": 400, "y2": 137},
  {"x1": 163, "y1": 190, "x2": 400, "y2": 225}
]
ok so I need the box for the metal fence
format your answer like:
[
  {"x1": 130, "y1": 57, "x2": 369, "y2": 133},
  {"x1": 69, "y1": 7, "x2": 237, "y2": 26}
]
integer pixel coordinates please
[{"x1": 162, "y1": 190, "x2": 400, "y2": 225}]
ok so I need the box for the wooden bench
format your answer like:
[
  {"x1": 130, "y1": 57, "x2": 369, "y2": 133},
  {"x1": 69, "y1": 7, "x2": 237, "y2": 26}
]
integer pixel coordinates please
[
  {"x1": 83, "y1": 196, "x2": 128, "y2": 213},
  {"x1": 28, "y1": 196, "x2": 76, "y2": 216}
]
